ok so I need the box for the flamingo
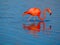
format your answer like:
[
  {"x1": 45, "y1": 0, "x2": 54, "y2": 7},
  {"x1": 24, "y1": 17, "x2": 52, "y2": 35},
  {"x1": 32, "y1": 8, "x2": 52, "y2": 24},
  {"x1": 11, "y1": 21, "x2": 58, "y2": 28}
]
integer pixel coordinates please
[{"x1": 23, "y1": 7, "x2": 52, "y2": 21}]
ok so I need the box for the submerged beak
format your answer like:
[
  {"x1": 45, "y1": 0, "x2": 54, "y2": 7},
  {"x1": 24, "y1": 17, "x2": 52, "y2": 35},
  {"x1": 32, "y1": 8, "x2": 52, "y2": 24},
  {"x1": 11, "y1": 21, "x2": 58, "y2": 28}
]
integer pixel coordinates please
[{"x1": 50, "y1": 13, "x2": 52, "y2": 15}]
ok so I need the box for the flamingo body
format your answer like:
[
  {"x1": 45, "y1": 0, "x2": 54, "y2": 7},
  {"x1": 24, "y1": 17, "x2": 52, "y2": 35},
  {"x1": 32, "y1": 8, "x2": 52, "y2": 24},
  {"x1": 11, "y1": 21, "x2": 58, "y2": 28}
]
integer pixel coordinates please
[{"x1": 26, "y1": 8, "x2": 41, "y2": 16}]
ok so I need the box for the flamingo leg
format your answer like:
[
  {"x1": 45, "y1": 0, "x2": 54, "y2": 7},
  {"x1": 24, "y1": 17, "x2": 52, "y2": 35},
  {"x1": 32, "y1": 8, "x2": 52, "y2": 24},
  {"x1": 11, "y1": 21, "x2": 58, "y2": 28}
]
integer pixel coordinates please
[
  {"x1": 34, "y1": 16, "x2": 36, "y2": 21},
  {"x1": 27, "y1": 16, "x2": 32, "y2": 21}
]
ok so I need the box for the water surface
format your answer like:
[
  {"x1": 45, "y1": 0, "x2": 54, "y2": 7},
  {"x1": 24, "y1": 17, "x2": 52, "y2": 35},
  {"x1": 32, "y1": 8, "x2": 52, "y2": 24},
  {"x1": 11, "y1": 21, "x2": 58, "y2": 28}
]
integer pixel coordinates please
[{"x1": 0, "y1": 0, "x2": 60, "y2": 45}]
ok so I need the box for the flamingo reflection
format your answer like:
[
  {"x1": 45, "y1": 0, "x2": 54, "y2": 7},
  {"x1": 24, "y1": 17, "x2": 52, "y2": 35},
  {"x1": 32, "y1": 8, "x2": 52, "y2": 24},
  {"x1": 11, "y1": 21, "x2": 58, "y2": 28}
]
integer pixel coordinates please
[{"x1": 22, "y1": 21, "x2": 51, "y2": 36}]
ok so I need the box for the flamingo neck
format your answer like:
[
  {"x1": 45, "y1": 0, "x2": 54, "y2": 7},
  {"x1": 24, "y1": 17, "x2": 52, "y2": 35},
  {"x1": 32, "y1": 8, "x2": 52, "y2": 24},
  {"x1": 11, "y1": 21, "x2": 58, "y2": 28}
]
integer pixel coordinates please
[
  {"x1": 38, "y1": 9, "x2": 47, "y2": 21},
  {"x1": 43, "y1": 9, "x2": 46, "y2": 19}
]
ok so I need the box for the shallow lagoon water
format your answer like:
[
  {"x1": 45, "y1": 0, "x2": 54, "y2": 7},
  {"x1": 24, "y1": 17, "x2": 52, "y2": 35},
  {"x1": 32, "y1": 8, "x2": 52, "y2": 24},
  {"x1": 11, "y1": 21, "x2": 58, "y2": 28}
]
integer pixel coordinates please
[{"x1": 0, "y1": 0, "x2": 60, "y2": 45}]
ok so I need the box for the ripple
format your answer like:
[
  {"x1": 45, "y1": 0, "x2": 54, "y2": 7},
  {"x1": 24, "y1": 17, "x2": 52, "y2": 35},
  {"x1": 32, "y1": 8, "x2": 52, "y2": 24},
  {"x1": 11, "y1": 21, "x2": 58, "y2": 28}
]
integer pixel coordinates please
[{"x1": 29, "y1": 20, "x2": 51, "y2": 22}]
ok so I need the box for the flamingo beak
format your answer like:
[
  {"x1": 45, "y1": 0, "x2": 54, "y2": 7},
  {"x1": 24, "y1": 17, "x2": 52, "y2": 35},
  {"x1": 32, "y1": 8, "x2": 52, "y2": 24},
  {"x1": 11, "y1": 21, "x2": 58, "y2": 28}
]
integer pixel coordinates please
[{"x1": 50, "y1": 13, "x2": 52, "y2": 15}]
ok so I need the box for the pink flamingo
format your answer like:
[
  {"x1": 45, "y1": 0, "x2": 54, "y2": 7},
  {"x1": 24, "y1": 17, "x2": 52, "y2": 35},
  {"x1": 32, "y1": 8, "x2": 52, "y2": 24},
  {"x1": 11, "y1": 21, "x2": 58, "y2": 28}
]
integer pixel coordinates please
[{"x1": 23, "y1": 7, "x2": 52, "y2": 21}]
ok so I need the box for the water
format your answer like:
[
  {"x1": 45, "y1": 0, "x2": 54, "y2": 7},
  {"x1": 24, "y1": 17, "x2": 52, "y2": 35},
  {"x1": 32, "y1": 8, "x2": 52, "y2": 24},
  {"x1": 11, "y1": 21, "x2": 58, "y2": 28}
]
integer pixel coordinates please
[{"x1": 0, "y1": 0, "x2": 60, "y2": 45}]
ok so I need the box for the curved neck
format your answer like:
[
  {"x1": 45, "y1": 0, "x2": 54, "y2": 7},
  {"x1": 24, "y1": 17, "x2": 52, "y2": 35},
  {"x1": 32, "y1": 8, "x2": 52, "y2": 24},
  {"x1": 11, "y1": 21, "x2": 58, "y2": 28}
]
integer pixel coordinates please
[{"x1": 38, "y1": 9, "x2": 47, "y2": 21}]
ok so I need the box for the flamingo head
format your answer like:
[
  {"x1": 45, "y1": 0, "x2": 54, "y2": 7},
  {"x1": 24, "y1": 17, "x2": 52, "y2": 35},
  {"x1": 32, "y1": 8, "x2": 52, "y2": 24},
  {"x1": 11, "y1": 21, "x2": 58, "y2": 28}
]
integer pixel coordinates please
[{"x1": 46, "y1": 8, "x2": 52, "y2": 15}]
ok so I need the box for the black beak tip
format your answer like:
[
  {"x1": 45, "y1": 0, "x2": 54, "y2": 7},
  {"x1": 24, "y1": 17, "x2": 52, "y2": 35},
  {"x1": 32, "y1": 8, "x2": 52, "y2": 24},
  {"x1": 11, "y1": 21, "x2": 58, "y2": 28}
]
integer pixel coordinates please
[{"x1": 50, "y1": 13, "x2": 52, "y2": 15}]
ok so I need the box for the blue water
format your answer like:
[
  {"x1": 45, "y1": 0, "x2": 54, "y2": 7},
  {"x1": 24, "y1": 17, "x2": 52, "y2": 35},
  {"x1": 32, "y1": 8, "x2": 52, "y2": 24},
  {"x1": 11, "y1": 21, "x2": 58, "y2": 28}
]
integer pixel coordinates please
[{"x1": 0, "y1": 0, "x2": 60, "y2": 45}]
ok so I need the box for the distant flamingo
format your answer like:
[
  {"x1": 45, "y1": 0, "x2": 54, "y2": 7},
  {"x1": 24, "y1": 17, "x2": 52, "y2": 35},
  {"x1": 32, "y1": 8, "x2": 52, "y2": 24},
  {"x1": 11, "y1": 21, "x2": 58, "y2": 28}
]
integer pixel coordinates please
[{"x1": 23, "y1": 7, "x2": 52, "y2": 21}]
